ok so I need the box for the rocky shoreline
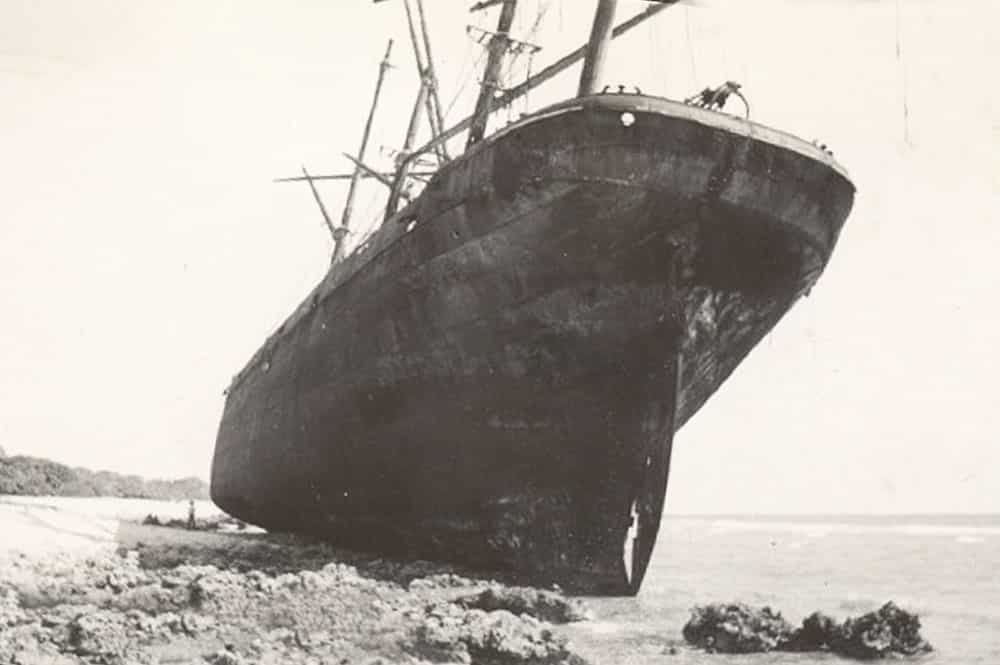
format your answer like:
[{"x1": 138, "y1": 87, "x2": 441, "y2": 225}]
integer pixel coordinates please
[
  {"x1": 0, "y1": 506, "x2": 600, "y2": 665},
  {"x1": 1, "y1": 499, "x2": 937, "y2": 664}
]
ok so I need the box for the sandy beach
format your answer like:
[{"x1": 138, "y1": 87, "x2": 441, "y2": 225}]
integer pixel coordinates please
[{"x1": 0, "y1": 496, "x2": 594, "y2": 665}]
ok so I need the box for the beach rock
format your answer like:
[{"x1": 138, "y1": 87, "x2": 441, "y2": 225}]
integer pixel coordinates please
[
  {"x1": 165, "y1": 564, "x2": 221, "y2": 589},
  {"x1": 40, "y1": 603, "x2": 98, "y2": 631},
  {"x1": 1, "y1": 589, "x2": 30, "y2": 627},
  {"x1": 189, "y1": 569, "x2": 250, "y2": 609},
  {"x1": 684, "y1": 601, "x2": 933, "y2": 659},
  {"x1": 8, "y1": 551, "x2": 145, "y2": 608},
  {"x1": 9, "y1": 645, "x2": 78, "y2": 665},
  {"x1": 362, "y1": 557, "x2": 455, "y2": 586},
  {"x1": 92, "y1": 550, "x2": 149, "y2": 593},
  {"x1": 115, "y1": 579, "x2": 190, "y2": 614},
  {"x1": 205, "y1": 648, "x2": 251, "y2": 665},
  {"x1": 2, "y1": 501, "x2": 605, "y2": 665},
  {"x1": 455, "y1": 586, "x2": 591, "y2": 624},
  {"x1": 408, "y1": 601, "x2": 585, "y2": 664},
  {"x1": 831, "y1": 602, "x2": 933, "y2": 659},
  {"x1": 132, "y1": 610, "x2": 179, "y2": 635},
  {"x1": 99, "y1": 568, "x2": 148, "y2": 593},
  {"x1": 783, "y1": 611, "x2": 840, "y2": 651},
  {"x1": 320, "y1": 561, "x2": 360, "y2": 577},
  {"x1": 0, "y1": 616, "x2": 63, "y2": 665},
  {"x1": 408, "y1": 573, "x2": 481, "y2": 592},
  {"x1": 132, "y1": 610, "x2": 214, "y2": 637},
  {"x1": 67, "y1": 609, "x2": 132, "y2": 658},
  {"x1": 682, "y1": 603, "x2": 794, "y2": 653}
]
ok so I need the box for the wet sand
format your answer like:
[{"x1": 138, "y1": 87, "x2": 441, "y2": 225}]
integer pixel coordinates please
[{"x1": 0, "y1": 496, "x2": 592, "y2": 665}]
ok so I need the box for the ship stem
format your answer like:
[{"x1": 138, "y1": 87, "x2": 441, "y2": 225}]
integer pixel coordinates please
[{"x1": 579, "y1": 0, "x2": 619, "y2": 96}]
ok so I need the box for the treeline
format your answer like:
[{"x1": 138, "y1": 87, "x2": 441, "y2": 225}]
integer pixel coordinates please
[{"x1": 0, "y1": 453, "x2": 209, "y2": 500}]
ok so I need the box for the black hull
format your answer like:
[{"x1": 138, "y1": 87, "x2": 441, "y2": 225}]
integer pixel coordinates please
[{"x1": 211, "y1": 94, "x2": 854, "y2": 594}]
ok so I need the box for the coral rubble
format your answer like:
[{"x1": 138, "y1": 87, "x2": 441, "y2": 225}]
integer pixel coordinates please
[{"x1": 683, "y1": 601, "x2": 933, "y2": 659}]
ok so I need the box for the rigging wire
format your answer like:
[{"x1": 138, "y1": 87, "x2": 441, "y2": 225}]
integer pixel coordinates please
[
  {"x1": 459, "y1": 0, "x2": 550, "y2": 131},
  {"x1": 895, "y1": 0, "x2": 911, "y2": 146},
  {"x1": 501, "y1": 0, "x2": 548, "y2": 120},
  {"x1": 527, "y1": 0, "x2": 550, "y2": 41},
  {"x1": 526, "y1": 0, "x2": 550, "y2": 98},
  {"x1": 442, "y1": 11, "x2": 488, "y2": 122}
]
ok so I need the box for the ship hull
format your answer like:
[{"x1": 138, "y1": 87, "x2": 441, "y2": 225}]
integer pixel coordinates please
[{"x1": 211, "y1": 95, "x2": 854, "y2": 594}]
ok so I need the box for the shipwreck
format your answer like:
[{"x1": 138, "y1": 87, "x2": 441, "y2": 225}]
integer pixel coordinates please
[{"x1": 211, "y1": 0, "x2": 855, "y2": 595}]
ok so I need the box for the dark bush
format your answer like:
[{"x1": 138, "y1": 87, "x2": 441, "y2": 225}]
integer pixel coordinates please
[{"x1": 0, "y1": 455, "x2": 208, "y2": 500}]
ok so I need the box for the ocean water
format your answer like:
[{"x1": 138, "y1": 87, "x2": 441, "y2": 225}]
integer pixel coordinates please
[{"x1": 567, "y1": 515, "x2": 1000, "y2": 664}]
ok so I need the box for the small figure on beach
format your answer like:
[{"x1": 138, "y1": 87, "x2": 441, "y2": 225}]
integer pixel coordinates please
[{"x1": 187, "y1": 499, "x2": 196, "y2": 530}]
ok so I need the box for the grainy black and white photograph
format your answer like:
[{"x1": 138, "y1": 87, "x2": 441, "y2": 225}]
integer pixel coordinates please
[{"x1": 1, "y1": 0, "x2": 997, "y2": 663}]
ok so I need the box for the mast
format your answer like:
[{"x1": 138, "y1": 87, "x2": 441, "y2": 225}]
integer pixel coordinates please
[
  {"x1": 402, "y1": 0, "x2": 449, "y2": 161},
  {"x1": 396, "y1": 3, "x2": 674, "y2": 168},
  {"x1": 579, "y1": 0, "x2": 619, "y2": 96},
  {"x1": 384, "y1": 0, "x2": 678, "y2": 220},
  {"x1": 467, "y1": 0, "x2": 519, "y2": 147},
  {"x1": 343, "y1": 153, "x2": 397, "y2": 190},
  {"x1": 385, "y1": 74, "x2": 431, "y2": 214},
  {"x1": 414, "y1": 0, "x2": 450, "y2": 160},
  {"x1": 301, "y1": 166, "x2": 344, "y2": 254},
  {"x1": 275, "y1": 170, "x2": 436, "y2": 183},
  {"x1": 402, "y1": 79, "x2": 430, "y2": 157},
  {"x1": 337, "y1": 39, "x2": 394, "y2": 262}
]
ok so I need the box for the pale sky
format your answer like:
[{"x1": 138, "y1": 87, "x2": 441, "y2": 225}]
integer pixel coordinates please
[{"x1": 1, "y1": 1, "x2": 997, "y2": 513}]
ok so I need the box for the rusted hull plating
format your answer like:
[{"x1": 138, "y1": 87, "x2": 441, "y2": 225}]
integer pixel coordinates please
[{"x1": 211, "y1": 95, "x2": 854, "y2": 595}]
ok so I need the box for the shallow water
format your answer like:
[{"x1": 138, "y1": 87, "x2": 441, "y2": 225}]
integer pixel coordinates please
[{"x1": 568, "y1": 515, "x2": 1000, "y2": 664}]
